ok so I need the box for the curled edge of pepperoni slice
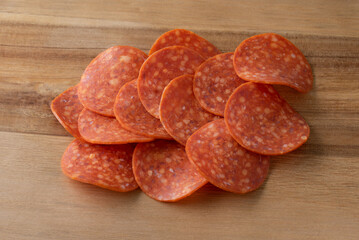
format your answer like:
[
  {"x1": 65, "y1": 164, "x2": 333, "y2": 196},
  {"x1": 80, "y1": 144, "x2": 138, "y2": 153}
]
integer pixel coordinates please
[
  {"x1": 61, "y1": 139, "x2": 138, "y2": 192},
  {"x1": 233, "y1": 33, "x2": 313, "y2": 93},
  {"x1": 193, "y1": 52, "x2": 246, "y2": 116},
  {"x1": 186, "y1": 119, "x2": 270, "y2": 194},
  {"x1": 78, "y1": 108, "x2": 154, "y2": 145},
  {"x1": 114, "y1": 79, "x2": 172, "y2": 139},
  {"x1": 159, "y1": 74, "x2": 219, "y2": 146},
  {"x1": 149, "y1": 29, "x2": 221, "y2": 59},
  {"x1": 224, "y1": 82, "x2": 310, "y2": 155},
  {"x1": 132, "y1": 140, "x2": 207, "y2": 202},
  {"x1": 50, "y1": 85, "x2": 84, "y2": 140}
]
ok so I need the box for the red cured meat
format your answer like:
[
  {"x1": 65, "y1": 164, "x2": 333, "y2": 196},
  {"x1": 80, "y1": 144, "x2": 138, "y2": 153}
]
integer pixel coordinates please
[
  {"x1": 138, "y1": 46, "x2": 204, "y2": 118},
  {"x1": 233, "y1": 33, "x2": 313, "y2": 93},
  {"x1": 78, "y1": 46, "x2": 147, "y2": 117},
  {"x1": 61, "y1": 139, "x2": 138, "y2": 192},
  {"x1": 159, "y1": 75, "x2": 219, "y2": 146},
  {"x1": 78, "y1": 109, "x2": 153, "y2": 144},
  {"x1": 50, "y1": 85, "x2": 84, "y2": 140},
  {"x1": 224, "y1": 82, "x2": 310, "y2": 155},
  {"x1": 193, "y1": 53, "x2": 246, "y2": 116},
  {"x1": 149, "y1": 29, "x2": 221, "y2": 59},
  {"x1": 114, "y1": 80, "x2": 171, "y2": 139},
  {"x1": 186, "y1": 119, "x2": 270, "y2": 193},
  {"x1": 132, "y1": 140, "x2": 207, "y2": 202}
]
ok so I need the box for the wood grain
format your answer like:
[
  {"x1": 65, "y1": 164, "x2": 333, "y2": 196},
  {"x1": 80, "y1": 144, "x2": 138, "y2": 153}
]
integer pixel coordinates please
[{"x1": 0, "y1": 1, "x2": 358, "y2": 239}]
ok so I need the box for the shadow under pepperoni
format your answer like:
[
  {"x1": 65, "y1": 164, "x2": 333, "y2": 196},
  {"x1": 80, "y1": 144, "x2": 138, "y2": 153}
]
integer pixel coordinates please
[
  {"x1": 63, "y1": 177, "x2": 143, "y2": 207},
  {"x1": 169, "y1": 181, "x2": 267, "y2": 207}
]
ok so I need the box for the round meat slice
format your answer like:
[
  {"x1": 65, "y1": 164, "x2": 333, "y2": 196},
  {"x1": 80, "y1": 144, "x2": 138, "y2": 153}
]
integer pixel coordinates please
[
  {"x1": 186, "y1": 119, "x2": 270, "y2": 193},
  {"x1": 138, "y1": 46, "x2": 204, "y2": 118},
  {"x1": 233, "y1": 33, "x2": 313, "y2": 93},
  {"x1": 133, "y1": 140, "x2": 207, "y2": 202},
  {"x1": 225, "y1": 82, "x2": 310, "y2": 155},
  {"x1": 149, "y1": 29, "x2": 221, "y2": 59},
  {"x1": 194, "y1": 53, "x2": 246, "y2": 116},
  {"x1": 61, "y1": 139, "x2": 138, "y2": 192},
  {"x1": 50, "y1": 85, "x2": 84, "y2": 140},
  {"x1": 78, "y1": 46, "x2": 147, "y2": 117},
  {"x1": 114, "y1": 80, "x2": 171, "y2": 139},
  {"x1": 159, "y1": 75, "x2": 219, "y2": 146},
  {"x1": 78, "y1": 109, "x2": 153, "y2": 144}
]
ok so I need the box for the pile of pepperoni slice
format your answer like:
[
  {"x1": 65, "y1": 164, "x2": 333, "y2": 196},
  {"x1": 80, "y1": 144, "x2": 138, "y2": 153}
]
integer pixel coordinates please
[{"x1": 51, "y1": 29, "x2": 312, "y2": 202}]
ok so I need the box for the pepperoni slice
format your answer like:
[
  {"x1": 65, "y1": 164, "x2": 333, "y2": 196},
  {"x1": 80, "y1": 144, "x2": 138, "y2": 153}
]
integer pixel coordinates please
[
  {"x1": 78, "y1": 109, "x2": 153, "y2": 144},
  {"x1": 78, "y1": 46, "x2": 147, "y2": 117},
  {"x1": 194, "y1": 53, "x2": 246, "y2": 116},
  {"x1": 133, "y1": 140, "x2": 207, "y2": 202},
  {"x1": 159, "y1": 75, "x2": 219, "y2": 146},
  {"x1": 50, "y1": 85, "x2": 84, "y2": 139},
  {"x1": 186, "y1": 119, "x2": 270, "y2": 193},
  {"x1": 149, "y1": 29, "x2": 221, "y2": 59},
  {"x1": 138, "y1": 46, "x2": 204, "y2": 118},
  {"x1": 61, "y1": 139, "x2": 138, "y2": 192},
  {"x1": 224, "y1": 82, "x2": 310, "y2": 155},
  {"x1": 114, "y1": 80, "x2": 171, "y2": 139},
  {"x1": 233, "y1": 33, "x2": 313, "y2": 93}
]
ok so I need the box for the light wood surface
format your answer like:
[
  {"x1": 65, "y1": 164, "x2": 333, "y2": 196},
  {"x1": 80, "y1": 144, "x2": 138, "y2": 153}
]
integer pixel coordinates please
[{"x1": 1, "y1": 1, "x2": 359, "y2": 239}]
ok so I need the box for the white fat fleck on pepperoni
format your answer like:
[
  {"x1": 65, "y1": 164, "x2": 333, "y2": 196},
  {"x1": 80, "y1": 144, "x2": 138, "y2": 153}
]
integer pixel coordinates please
[
  {"x1": 301, "y1": 135, "x2": 308, "y2": 141},
  {"x1": 109, "y1": 78, "x2": 119, "y2": 86},
  {"x1": 254, "y1": 136, "x2": 263, "y2": 143},
  {"x1": 119, "y1": 55, "x2": 131, "y2": 63},
  {"x1": 218, "y1": 173, "x2": 225, "y2": 179},
  {"x1": 183, "y1": 119, "x2": 190, "y2": 125},
  {"x1": 270, "y1": 130, "x2": 280, "y2": 139},
  {"x1": 213, "y1": 132, "x2": 219, "y2": 137},
  {"x1": 216, "y1": 96, "x2": 223, "y2": 102}
]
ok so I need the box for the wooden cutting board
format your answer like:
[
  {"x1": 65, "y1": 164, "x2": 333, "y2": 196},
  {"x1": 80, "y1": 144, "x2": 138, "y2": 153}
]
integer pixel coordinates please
[{"x1": 1, "y1": 1, "x2": 358, "y2": 239}]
